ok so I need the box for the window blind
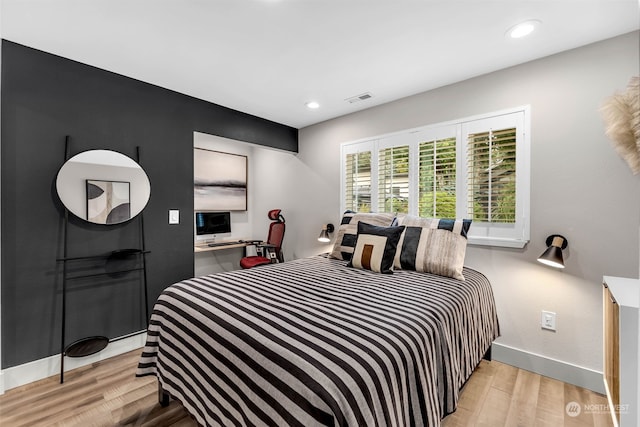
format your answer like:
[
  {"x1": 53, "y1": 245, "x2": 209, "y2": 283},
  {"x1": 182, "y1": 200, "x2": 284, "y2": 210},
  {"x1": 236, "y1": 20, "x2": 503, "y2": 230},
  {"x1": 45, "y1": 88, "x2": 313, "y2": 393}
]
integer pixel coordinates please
[
  {"x1": 378, "y1": 145, "x2": 410, "y2": 213},
  {"x1": 418, "y1": 137, "x2": 457, "y2": 218},
  {"x1": 345, "y1": 151, "x2": 372, "y2": 212},
  {"x1": 341, "y1": 107, "x2": 529, "y2": 248},
  {"x1": 466, "y1": 127, "x2": 517, "y2": 223}
]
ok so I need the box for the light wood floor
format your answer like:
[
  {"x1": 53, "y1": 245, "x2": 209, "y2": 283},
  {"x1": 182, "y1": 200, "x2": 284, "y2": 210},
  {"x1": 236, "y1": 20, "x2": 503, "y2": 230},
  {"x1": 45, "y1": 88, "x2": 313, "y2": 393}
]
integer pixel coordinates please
[{"x1": 0, "y1": 349, "x2": 613, "y2": 427}]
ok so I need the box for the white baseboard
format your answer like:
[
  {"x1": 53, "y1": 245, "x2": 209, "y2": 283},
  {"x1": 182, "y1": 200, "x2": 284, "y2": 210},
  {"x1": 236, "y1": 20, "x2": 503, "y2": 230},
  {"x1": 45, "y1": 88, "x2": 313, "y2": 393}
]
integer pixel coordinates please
[
  {"x1": 492, "y1": 342, "x2": 605, "y2": 394},
  {"x1": 0, "y1": 332, "x2": 146, "y2": 395}
]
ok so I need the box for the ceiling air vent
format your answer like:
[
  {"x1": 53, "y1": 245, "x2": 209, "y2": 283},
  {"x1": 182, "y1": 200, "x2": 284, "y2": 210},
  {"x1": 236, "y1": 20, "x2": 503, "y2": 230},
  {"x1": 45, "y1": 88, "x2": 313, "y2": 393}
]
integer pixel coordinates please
[{"x1": 345, "y1": 92, "x2": 373, "y2": 104}]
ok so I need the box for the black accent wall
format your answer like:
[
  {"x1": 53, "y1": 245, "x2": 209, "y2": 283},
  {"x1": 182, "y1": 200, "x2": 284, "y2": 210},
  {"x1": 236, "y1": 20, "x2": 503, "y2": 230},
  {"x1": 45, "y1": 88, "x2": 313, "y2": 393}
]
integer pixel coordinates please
[{"x1": 1, "y1": 40, "x2": 298, "y2": 368}]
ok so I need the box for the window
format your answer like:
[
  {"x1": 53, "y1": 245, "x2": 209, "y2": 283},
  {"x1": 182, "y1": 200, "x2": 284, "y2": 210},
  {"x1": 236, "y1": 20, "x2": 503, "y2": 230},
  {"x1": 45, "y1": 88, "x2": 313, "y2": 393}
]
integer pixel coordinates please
[
  {"x1": 341, "y1": 107, "x2": 530, "y2": 248},
  {"x1": 344, "y1": 148, "x2": 372, "y2": 212},
  {"x1": 418, "y1": 136, "x2": 457, "y2": 218},
  {"x1": 378, "y1": 145, "x2": 410, "y2": 214},
  {"x1": 466, "y1": 128, "x2": 517, "y2": 223}
]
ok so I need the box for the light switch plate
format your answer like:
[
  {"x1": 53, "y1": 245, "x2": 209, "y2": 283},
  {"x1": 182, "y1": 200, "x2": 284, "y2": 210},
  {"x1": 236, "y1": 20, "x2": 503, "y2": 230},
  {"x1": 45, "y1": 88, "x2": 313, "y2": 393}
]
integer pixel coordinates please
[
  {"x1": 169, "y1": 210, "x2": 180, "y2": 224},
  {"x1": 541, "y1": 310, "x2": 556, "y2": 331}
]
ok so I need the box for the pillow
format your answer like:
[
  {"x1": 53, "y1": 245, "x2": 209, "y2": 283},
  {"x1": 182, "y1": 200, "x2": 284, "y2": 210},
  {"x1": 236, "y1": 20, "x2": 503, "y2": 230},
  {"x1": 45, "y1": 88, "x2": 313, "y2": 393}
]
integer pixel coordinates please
[
  {"x1": 347, "y1": 222, "x2": 405, "y2": 274},
  {"x1": 394, "y1": 217, "x2": 472, "y2": 280},
  {"x1": 329, "y1": 211, "x2": 396, "y2": 261},
  {"x1": 399, "y1": 215, "x2": 471, "y2": 238}
]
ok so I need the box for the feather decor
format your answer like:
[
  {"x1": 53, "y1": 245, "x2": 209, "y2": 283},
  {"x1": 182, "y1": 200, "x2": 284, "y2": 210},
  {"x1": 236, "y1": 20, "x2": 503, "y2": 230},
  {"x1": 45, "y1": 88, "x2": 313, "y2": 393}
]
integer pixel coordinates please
[
  {"x1": 630, "y1": 76, "x2": 640, "y2": 152},
  {"x1": 600, "y1": 76, "x2": 640, "y2": 175}
]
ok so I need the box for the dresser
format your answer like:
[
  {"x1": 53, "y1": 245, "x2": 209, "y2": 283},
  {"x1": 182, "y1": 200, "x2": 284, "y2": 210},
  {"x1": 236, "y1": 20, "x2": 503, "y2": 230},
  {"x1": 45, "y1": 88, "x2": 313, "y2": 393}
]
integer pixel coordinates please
[{"x1": 603, "y1": 276, "x2": 640, "y2": 426}]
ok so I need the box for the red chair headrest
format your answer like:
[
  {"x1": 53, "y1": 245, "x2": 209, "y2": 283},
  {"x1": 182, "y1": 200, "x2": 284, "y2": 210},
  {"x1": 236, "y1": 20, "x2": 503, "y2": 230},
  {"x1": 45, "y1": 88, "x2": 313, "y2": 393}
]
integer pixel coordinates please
[{"x1": 268, "y1": 209, "x2": 284, "y2": 222}]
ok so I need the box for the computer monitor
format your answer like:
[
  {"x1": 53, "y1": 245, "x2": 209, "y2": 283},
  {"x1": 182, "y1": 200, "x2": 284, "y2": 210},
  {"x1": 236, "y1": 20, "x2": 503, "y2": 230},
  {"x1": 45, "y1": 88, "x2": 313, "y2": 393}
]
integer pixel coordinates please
[{"x1": 195, "y1": 211, "x2": 231, "y2": 236}]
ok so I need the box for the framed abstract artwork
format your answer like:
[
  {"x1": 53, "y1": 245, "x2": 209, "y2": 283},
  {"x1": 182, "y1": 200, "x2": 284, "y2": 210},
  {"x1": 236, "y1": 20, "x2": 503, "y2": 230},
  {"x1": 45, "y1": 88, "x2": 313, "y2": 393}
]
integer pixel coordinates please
[
  {"x1": 194, "y1": 148, "x2": 248, "y2": 211},
  {"x1": 86, "y1": 179, "x2": 131, "y2": 224}
]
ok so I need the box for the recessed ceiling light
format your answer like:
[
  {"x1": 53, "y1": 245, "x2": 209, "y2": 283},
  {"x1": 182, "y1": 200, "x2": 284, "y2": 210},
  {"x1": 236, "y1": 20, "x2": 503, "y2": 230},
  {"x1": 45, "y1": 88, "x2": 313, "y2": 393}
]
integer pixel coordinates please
[
  {"x1": 306, "y1": 101, "x2": 320, "y2": 109},
  {"x1": 506, "y1": 20, "x2": 541, "y2": 39}
]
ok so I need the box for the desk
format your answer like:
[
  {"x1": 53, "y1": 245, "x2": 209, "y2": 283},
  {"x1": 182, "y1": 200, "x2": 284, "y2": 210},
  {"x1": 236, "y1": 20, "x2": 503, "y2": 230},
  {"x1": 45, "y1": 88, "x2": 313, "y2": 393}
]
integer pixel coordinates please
[{"x1": 194, "y1": 240, "x2": 252, "y2": 253}]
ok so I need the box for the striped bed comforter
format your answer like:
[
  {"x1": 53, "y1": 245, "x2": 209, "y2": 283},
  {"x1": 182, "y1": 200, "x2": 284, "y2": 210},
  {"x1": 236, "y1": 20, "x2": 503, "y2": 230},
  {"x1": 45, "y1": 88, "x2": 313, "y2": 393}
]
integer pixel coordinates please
[{"x1": 137, "y1": 255, "x2": 499, "y2": 427}]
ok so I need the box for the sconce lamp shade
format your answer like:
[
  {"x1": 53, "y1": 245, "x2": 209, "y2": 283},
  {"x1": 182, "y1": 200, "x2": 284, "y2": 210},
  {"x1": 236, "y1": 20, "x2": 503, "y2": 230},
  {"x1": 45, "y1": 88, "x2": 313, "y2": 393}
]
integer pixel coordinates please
[
  {"x1": 318, "y1": 223, "x2": 335, "y2": 243},
  {"x1": 537, "y1": 234, "x2": 568, "y2": 269}
]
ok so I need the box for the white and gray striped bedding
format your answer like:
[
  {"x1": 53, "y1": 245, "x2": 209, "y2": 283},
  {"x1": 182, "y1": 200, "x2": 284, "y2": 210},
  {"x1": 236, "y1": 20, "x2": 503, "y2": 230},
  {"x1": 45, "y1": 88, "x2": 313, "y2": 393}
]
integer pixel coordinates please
[{"x1": 137, "y1": 255, "x2": 499, "y2": 427}]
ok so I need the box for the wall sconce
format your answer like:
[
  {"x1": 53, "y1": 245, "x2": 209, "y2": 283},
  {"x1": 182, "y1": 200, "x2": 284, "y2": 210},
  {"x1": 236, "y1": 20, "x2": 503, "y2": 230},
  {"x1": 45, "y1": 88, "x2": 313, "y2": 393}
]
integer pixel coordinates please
[
  {"x1": 318, "y1": 223, "x2": 335, "y2": 243},
  {"x1": 537, "y1": 234, "x2": 568, "y2": 269}
]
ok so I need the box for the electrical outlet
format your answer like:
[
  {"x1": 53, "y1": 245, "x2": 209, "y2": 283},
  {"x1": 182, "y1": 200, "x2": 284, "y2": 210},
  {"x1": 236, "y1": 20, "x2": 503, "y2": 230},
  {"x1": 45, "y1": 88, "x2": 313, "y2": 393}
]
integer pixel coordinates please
[
  {"x1": 541, "y1": 310, "x2": 556, "y2": 331},
  {"x1": 169, "y1": 210, "x2": 180, "y2": 225}
]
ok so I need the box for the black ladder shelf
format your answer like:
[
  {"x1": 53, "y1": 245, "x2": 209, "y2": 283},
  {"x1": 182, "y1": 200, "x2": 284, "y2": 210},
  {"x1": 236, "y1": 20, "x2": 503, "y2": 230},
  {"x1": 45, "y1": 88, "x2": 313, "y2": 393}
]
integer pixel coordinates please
[{"x1": 56, "y1": 140, "x2": 150, "y2": 383}]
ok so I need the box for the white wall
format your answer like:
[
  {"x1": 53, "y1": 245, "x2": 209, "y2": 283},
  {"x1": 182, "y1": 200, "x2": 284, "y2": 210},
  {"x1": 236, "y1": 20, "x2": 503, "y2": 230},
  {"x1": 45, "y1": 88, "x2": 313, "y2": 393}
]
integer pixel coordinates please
[
  {"x1": 291, "y1": 32, "x2": 640, "y2": 391},
  {"x1": 193, "y1": 132, "x2": 254, "y2": 275},
  {"x1": 192, "y1": 132, "x2": 313, "y2": 275}
]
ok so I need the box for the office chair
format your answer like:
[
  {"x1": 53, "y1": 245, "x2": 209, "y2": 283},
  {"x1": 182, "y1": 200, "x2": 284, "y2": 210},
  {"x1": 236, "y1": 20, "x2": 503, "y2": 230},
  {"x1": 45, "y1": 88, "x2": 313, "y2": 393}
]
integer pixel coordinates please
[{"x1": 240, "y1": 209, "x2": 285, "y2": 269}]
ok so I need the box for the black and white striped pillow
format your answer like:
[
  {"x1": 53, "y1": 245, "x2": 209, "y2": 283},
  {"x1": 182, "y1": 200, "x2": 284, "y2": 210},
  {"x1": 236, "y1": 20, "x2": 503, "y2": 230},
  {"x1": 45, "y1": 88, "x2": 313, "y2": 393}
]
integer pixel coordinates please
[
  {"x1": 394, "y1": 217, "x2": 471, "y2": 280},
  {"x1": 399, "y1": 215, "x2": 471, "y2": 237}
]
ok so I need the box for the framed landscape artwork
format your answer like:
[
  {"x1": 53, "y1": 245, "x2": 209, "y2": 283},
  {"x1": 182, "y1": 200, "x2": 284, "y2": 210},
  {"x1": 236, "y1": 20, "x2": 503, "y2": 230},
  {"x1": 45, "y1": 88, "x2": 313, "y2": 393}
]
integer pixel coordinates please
[{"x1": 194, "y1": 148, "x2": 248, "y2": 211}]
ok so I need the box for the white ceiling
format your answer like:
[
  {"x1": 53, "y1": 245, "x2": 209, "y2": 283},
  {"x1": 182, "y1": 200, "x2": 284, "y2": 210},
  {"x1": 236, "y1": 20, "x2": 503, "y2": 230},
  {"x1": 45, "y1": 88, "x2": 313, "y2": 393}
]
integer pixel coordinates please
[{"x1": 1, "y1": 1, "x2": 639, "y2": 129}]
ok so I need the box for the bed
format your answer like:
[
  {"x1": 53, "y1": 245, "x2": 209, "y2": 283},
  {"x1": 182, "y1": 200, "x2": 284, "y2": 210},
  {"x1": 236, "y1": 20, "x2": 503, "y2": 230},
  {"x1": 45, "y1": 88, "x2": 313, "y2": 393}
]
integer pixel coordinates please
[{"x1": 136, "y1": 254, "x2": 499, "y2": 427}]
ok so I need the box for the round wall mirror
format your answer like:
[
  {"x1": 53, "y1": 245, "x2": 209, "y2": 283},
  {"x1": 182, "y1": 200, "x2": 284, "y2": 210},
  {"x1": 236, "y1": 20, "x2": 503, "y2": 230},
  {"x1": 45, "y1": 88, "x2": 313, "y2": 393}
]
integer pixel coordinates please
[{"x1": 56, "y1": 149, "x2": 151, "y2": 225}]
